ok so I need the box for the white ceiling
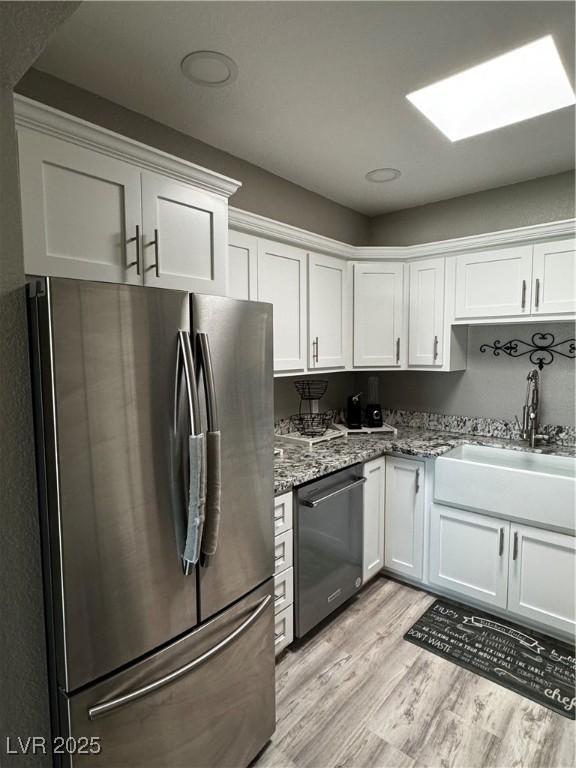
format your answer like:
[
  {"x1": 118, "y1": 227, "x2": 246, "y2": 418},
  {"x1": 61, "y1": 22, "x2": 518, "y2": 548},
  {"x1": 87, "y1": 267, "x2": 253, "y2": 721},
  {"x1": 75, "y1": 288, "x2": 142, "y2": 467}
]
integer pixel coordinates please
[{"x1": 34, "y1": 1, "x2": 575, "y2": 216}]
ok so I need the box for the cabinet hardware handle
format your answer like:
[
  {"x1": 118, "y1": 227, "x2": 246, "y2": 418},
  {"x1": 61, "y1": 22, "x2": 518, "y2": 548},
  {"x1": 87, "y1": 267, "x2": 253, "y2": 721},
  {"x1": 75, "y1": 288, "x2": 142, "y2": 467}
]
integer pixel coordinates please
[
  {"x1": 512, "y1": 531, "x2": 519, "y2": 561},
  {"x1": 313, "y1": 336, "x2": 319, "y2": 364},
  {"x1": 433, "y1": 335, "x2": 439, "y2": 361},
  {"x1": 396, "y1": 337, "x2": 400, "y2": 364},
  {"x1": 126, "y1": 224, "x2": 141, "y2": 275},
  {"x1": 147, "y1": 228, "x2": 160, "y2": 277},
  {"x1": 521, "y1": 280, "x2": 526, "y2": 310},
  {"x1": 415, "y1": 468, "x2": 420, "y2": 494},
  {"x1": 535, "y1": 278, "x2": 540, "y2": 309},
  {"x1": 498, "y1": 527, "x2": 504, "y2": 557}
]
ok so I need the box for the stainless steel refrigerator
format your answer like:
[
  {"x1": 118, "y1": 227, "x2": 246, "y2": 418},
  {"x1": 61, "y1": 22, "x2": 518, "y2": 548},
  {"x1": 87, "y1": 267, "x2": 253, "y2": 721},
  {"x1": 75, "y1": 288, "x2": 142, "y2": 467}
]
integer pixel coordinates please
[{"x1": 27, "y1": 277, "x2": 275, "y2": 767}]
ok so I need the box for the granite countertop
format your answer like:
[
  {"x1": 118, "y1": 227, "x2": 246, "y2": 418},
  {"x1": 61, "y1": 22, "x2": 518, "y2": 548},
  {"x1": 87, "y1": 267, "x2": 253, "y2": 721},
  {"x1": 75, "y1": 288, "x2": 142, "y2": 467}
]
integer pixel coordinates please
[{"x1": 273, "y1": 427, "x2": 576, "y2": 495}]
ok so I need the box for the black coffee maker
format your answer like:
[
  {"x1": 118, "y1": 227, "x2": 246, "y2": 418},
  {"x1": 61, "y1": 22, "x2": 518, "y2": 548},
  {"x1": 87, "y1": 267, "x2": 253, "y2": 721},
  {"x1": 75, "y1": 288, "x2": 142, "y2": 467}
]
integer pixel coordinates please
[
  {"x1": 346, "y1": 393, "x2": 363, "y2": 429},
  {"x1": 365, "y1": 376, "x2": 383, "y2": 428}
]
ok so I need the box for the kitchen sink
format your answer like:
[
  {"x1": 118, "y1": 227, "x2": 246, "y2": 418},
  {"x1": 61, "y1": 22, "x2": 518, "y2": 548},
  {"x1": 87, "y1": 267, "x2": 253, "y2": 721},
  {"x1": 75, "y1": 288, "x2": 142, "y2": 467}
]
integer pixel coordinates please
[{"x1": 435, "y1": 444, "x2": 576, "y2": 533}]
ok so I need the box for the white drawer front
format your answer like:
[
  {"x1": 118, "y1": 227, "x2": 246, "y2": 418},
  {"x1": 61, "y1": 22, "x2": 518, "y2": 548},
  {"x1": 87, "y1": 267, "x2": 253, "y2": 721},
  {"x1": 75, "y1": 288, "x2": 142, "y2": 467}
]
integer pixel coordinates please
[
  {"x1": 274, "y1": 567, "x2": 294, "y2": 615},
  {"x1": 274, "y1": 606, "x2": 294, "y2": 656},
  {"x1": 274, "y1": 530, "x2": 293, "y2": 575},
  {"x1": 274, "y1": 491, "x2": 293, "y2": 536}
]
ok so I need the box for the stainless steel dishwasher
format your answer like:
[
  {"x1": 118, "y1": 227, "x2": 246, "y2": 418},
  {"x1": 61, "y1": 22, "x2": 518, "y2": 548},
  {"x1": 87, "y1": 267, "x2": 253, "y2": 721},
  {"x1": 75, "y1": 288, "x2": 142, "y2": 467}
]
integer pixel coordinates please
[{"x1": 295, "y1": 465, "x2": 365, "y2": 638}]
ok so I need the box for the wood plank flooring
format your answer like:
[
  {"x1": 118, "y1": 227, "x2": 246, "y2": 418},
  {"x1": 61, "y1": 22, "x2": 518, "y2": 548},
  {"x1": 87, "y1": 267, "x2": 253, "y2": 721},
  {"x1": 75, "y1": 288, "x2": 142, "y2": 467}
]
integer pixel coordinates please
[{"x1": 255, "y1": 577, "x2": 575, "y2": 768}]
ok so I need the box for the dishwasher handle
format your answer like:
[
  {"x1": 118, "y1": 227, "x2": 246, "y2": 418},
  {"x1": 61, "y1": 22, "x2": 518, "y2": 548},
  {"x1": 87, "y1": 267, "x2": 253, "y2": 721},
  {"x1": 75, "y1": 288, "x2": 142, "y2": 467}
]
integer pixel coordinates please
[{"x1": 301, "y1": 477, "x2": 366, "y2": 508}]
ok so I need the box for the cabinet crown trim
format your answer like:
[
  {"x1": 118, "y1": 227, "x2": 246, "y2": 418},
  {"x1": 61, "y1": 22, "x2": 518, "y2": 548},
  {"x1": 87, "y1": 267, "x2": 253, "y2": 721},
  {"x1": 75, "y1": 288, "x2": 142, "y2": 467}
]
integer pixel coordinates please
[
  {"x1": 14, "y1": 95, "x2": 242, "y2": 199},
  {"x1": 230, "y1": 206, "x2": 575, "y2": 261}
]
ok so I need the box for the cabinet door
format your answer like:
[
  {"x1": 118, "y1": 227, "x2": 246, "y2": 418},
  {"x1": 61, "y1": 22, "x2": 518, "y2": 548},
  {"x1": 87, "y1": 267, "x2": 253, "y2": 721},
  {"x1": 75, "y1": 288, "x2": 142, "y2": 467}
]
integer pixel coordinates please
[
  {"x1": 362, "y1": 458, "x2": 385, "y2": 583},
  {"x1": 508, "y1": 524, "x2": 575, "y2": 636},
  {"x1": 308, "y1": 253, "x2": 347, "y2": 369},
  {"x1": 429, "y1": 504, "x2": 509, "y2": 608},
  {"x1": 141, "y1": 172, "x2": 227, "y2": 295},
  {"x1": 409, "y1": 257, "x2": 445, "y2": 366},
  {"x1": 18, "y1": 128, "x2": 142, "y2": 284},
  {"x1": 384, "y1": 457, "x2": 424, "y2": 580},
  {"x1": 532, "y1": 238, "x2": 576, "y2": 316},
  {"x1": 257, "y1": 240, "x2": 306, "y2": 372},
  {"x1": 455, "y1": 246, "x2": 533, "y2": 319},
  {"x1": 227, "y1": 230, "x2": 258, "y2": 300},
  {"x1": 353, "y1": 262, "x2": 404, "y2": 367}
]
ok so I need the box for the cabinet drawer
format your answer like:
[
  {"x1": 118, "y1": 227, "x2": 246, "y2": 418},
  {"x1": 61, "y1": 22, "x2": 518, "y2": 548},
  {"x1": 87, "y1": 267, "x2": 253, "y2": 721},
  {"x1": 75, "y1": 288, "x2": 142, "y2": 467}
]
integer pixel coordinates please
[
  {"x1": 274, "y1": 606, "x2": 294, "y2": 656},
  {"x1": 274, "y1": 491, "x2": 293, "y2": 536},
  {"x1": 274, "y1": 567, "x2": 294, "y2": 615},
  {"x1": 274, "y1": 531, "x2": 293, "y2": 575}
]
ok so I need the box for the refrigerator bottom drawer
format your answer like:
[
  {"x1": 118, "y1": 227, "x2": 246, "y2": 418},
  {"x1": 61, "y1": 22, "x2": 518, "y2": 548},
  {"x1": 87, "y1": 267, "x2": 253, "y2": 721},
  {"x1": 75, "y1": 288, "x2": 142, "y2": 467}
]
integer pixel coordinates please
[{"x1": 60, "y1": 581, "x2": 275, "y2": 768}]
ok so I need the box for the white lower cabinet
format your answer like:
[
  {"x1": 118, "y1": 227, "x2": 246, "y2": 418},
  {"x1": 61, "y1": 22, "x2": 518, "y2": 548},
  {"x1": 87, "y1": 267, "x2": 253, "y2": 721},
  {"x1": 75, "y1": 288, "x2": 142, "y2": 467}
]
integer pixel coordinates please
[
  {"x1": 384, "y1": 457, "x2": 425, "y2": 580},
  {"x1": 507, "y1": 524, "x2": 575, "y2": 636},
  {"x1": 274, "y1": 567, "x2": 294, "y2": 616},
  {"x1": 274, "y1": 607, "x2": 294, "y2": 656},
  {"x1": 274, "y1": 491, "x2": 294, "y2": 655},
  {"x1": 429, "y1": 504, "x2": 509, "y2": 609},
  {"x1": 362, "y1": 458, "x2": 385, "y2": 583}
]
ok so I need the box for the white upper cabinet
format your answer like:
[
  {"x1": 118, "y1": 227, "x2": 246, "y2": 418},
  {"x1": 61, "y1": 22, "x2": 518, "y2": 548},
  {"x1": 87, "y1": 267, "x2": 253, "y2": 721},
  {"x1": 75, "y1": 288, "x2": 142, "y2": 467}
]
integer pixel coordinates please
[
  {"x1": 429, "y1": 504, "x2": 509, "y2": 609},
  {"x1": 409, "y1": 257, "x2": 445, "y2": 367},
  {"x1": 141, "y1": 172, "x2": 227, "y2": 295},
  {"x1": 353, "y1": 262, "x2": 404, "y2": 367},
  {"x1": 455, "y1": 245, "x2": 533, "y2": 319},
  {"x1": 362, "y1": 457, "x2": 385, "y2": 584},
  {"x1": 18, "y1": 129, "x2": 143, "y2": 285},
  {"x1": 227, "y1": 230, "x2": 258, "y2": 301},
  {"x1": 384, "y1": 457, "x2": 424, "y2": 580},
  {"x1": 257, "y1": 239, "x2": 306, "y2": 372},
  {"x1": 308, "y1": 252, "x2": 347, "y2": 369},
  {"x1": 16, "y1": 98, "x2": 240, "y2": 293},
  {"x1": 532, "y1": 238, "x2": 576, "y2": 316},
  {"x1": 507, "y1": 524, "x2": 575, "y2": 637}
]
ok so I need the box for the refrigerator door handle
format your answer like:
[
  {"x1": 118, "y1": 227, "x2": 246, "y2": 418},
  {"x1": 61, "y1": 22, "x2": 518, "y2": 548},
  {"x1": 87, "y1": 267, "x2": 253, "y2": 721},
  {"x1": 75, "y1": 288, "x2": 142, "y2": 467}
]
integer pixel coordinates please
[
  {"x1": 196, "y1": 332, "x2": 222, "y2": 566},
  {"x1": 174, "y1": 331, "x2": 201, "y2": 435},
  {"x1": 175, "y1": 331, "x2": 205, "y2": 574},
  {"x1": 87, "y1": 594, "x2": 272, "y2": 721},
  {"x1": 196, "y1": 332, "x2": 219, "y2": 431}
]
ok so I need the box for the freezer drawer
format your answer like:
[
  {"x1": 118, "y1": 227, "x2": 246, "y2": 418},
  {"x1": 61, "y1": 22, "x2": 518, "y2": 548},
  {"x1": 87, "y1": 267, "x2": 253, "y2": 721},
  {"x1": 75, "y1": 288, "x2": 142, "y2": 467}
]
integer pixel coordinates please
[{"x1": 59, "y1": 581, "x2": 275, "y2": 768}]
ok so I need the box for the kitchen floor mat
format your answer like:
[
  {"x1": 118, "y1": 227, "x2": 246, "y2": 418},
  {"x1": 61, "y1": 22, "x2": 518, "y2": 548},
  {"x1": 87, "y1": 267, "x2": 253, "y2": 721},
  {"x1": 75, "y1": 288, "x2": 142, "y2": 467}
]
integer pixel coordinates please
[{"x1": 404, "y1": 598, "x2": 575, "y2": 719}]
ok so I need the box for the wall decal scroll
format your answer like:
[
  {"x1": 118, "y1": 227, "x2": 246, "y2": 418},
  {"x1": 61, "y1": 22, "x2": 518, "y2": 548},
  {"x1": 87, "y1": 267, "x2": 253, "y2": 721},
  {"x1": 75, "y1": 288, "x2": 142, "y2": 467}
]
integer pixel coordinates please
[{"x1": 480, "y1": 332, "x2": 575, "y2": 370}]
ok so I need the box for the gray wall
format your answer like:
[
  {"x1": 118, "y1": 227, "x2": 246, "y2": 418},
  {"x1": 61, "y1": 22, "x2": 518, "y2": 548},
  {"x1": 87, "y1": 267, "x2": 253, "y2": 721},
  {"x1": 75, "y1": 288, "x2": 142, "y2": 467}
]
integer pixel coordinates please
[
  {"x1": 16, "y1": 69, "x2": 370, "y2": 246},
  {"x1": 0, "y1": 4, "x2": 80, "y2": 764},
  {"x1": 369, "y1": 172, "x2": 575, "y2": 246},
  {"x1": 357, "y1": 322, "x2": 576, "y2": 426}
]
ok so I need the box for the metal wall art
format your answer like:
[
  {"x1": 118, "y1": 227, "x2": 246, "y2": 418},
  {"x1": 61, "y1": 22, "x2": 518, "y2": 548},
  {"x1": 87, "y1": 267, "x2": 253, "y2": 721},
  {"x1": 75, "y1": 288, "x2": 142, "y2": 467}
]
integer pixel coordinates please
[{"x1": 480, "y1": 332, "x2": 575, "y2": 370}]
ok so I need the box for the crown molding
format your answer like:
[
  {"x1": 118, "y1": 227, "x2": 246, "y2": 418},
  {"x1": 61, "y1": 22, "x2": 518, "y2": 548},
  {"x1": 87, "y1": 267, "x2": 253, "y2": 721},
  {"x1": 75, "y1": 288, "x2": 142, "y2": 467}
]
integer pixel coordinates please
[
  {"x1": 228, "y1": 207, "x2": 353, "y2": 258},
  {"x1": 230, "y1": 205, "x2": 575, "y2": 261},
  {"x1": 14, "y1": 95, "x2": 242, "y2": 199}
]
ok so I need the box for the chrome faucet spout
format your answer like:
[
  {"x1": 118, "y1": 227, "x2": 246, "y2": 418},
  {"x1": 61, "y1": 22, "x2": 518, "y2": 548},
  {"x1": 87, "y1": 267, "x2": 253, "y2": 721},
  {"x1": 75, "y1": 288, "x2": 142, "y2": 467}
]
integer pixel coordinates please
[{"x1": 519, "y1": 369, "x2": 548, "y2": 447}]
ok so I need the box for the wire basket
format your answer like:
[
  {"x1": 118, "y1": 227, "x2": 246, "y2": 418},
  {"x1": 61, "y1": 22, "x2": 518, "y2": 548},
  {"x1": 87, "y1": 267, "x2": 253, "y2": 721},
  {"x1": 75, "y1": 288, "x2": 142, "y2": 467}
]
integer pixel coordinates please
[
  {"x1": 290, "y1": 412, "x2": 333, "y2": 437},
  {"x1": 294, "y1": 379, "x2": 328, "y2": 401}
]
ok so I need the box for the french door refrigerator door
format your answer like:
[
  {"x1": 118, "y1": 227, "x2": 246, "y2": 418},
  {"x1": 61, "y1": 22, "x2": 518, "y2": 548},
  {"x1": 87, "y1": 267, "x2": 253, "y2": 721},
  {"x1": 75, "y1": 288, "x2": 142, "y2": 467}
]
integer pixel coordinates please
[
  {"x1": 191, "y1": 295, "x2": 274, "y2": 620},
  {"x1": 60, "y1": 581, "x2": 275, "y2": 768},
  {"x1": 31, "y1": 278, "x2": 198, "y2": 692}
]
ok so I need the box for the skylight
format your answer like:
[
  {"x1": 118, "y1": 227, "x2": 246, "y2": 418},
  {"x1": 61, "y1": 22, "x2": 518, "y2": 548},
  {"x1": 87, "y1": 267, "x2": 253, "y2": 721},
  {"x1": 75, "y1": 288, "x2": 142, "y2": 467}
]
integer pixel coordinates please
[{"x1": 406, "y1": 35, "x2": 576, "y2": 142}]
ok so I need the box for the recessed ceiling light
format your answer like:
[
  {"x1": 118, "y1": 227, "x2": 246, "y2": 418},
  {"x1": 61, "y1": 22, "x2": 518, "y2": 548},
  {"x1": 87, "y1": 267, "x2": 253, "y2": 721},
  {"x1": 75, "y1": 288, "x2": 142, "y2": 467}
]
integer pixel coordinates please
[
  {"x1": 406, "y1": 35, "x2": 576, "y2": 142},
  {"x1": 365, "y1": 167, "x2": 402, "y2": 183},
  {"x1": 181, "y1": 50, "x2": 238, "y2": 87}
]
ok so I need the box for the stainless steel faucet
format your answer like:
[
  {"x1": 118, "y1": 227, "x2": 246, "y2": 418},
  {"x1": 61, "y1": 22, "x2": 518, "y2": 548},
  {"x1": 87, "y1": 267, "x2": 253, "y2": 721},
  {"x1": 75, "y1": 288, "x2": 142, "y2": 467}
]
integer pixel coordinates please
[{"x1": 518, "y1": 369, "x2": 549, "y2": 447}]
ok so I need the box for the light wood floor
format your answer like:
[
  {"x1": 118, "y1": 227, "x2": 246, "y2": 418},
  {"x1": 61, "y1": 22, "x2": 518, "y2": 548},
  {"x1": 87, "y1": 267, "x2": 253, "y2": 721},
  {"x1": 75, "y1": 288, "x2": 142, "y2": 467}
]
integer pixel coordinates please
[{"x1": 255, "y1": 577, "x2": 575, "y2": 768}]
